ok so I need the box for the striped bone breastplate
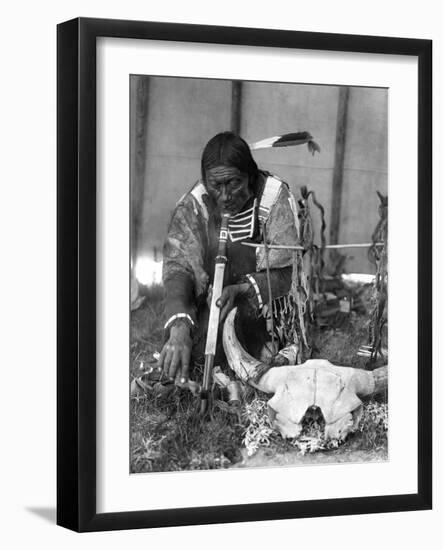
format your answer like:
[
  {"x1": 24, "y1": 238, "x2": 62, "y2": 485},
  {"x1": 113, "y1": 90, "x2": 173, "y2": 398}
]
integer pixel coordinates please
[
  {"x1": 206, "y1": 197, "x2": 258, "y2": 284},
  {"x1": 199, "y1": 172, "x2": 284, "y2": 283},
  {"x1": 227, "y1": 199, "x2": 257, "y2": 242}
]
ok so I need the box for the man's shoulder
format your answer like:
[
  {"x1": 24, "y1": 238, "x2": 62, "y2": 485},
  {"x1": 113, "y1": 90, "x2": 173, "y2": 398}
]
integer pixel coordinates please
[
  {"x1": 173, "y1": 181, "x2": 210, "y2": 223},
  {"x1": 260, "y1": 171, "x2": 291, "y2": 195},
  {"x1": 258, "y1": 172, "x2": 301, "y2": 231},
  {"x1": 174, "y1": 181, "x2": 204, "y2": 206},
  {"x1": 258, "y1": 172, "x2": 291, "y2": 217},
  {"x1": 262, "y1": 171, "x2": 304, "y2": 203}
]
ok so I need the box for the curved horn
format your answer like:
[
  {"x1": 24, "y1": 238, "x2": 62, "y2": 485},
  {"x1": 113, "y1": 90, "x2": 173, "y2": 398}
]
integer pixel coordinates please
[
  {"x1": 223, "y1": 308, "x2": 268, "y2": 385},
  {"x1": 372, "y1": 366, "x2": 388, "y2": 394},
  {"x1": 223, "y1": 308, "x2": 389, "y2": 399},
  {"x1": 348, "y1": 365, "x2": 388, "y2": 397}
]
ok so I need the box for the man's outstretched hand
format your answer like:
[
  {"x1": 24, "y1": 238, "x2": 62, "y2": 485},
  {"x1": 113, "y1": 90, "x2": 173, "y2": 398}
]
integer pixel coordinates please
[
  {"x1": 158, "y1": 282, "x2": 250, "y2": 383},
  {"x1": 158, "y1": 320, "x2": 192, "y2": 383}
]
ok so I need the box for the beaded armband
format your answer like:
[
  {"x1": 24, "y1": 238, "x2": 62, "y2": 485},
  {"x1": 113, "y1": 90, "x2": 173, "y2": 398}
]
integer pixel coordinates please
[{"x1": 244, "y1": 274, "x2": 264, "y2": 310}]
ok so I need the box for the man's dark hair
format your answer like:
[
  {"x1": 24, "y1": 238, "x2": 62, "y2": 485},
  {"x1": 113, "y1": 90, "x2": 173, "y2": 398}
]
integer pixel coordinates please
[{"x1": 201, "y1": 132, "x2": 259, "y2": 186}]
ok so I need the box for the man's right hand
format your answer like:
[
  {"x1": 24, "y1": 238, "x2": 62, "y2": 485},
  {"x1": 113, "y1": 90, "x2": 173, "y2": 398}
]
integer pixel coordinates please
[{"x1": 157, "y1": 320, "x2": 192, "y2": 383}]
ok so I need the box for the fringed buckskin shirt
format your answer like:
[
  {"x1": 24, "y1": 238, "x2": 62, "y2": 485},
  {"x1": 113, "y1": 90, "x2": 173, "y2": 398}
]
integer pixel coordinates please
[{"x1": 162, "y1": 171, "x2": 300, "y2": 336}]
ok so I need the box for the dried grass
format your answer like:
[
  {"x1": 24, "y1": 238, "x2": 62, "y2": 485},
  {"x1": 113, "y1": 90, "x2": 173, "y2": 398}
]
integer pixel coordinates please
[{"x1": 130, "y1": 283, "x2": 388, "y2": 472}]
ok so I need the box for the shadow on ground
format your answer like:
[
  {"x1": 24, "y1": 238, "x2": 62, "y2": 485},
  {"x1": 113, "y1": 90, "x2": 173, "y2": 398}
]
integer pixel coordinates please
[{"x1": 26, "y1": 507, "x2": 56, "y2": 524}]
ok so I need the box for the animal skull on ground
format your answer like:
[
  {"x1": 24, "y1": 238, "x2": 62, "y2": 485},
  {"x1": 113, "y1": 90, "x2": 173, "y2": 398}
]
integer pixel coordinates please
[{"x1": 223, "y1": 308, "x2": 388, "y2": 441}]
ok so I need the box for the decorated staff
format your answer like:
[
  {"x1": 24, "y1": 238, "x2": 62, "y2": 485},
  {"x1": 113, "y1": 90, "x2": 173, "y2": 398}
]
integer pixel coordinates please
[{"x1": 200, "y1": 213, "x2": 230, "y2": 414}]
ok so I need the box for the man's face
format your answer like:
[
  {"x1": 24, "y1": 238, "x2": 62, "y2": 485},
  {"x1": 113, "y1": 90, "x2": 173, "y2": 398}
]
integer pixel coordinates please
[{"x1": 204, "y1": 166, "x2": 252, "y2": 215}]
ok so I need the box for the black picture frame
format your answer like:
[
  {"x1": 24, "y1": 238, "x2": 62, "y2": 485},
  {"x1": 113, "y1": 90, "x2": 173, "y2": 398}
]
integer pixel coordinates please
[{"x1": 57, "y1": 17, "x2": 432, "y2": 532}]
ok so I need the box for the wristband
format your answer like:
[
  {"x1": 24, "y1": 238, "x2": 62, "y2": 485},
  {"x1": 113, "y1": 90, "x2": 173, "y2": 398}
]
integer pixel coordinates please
[
  {"x1": 164, "y1": 313, "x2": 195, "y2": 331},
  {"x1": 245, "y1": 274, "x2": 264, "y2": 310}
]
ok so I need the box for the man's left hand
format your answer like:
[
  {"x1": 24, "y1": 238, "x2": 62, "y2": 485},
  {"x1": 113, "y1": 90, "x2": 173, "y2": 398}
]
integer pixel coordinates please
[{"x1": 216, "y1": 282, "x2": 250, "y2": 322}]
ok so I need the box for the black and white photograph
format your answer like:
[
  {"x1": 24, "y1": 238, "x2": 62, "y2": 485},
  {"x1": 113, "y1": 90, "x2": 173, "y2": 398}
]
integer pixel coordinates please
[
  {"x1": 0, "y1": 0, "x2": 438, "y2": 543},
  {"x1": 129, "y1": 75, "x2": 389, "y2": 473}
]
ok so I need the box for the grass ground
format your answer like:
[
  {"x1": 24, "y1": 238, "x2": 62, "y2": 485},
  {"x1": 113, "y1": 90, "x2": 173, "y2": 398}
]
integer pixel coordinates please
[{"x1": 130, "y1": 284, "x2": 388, "y2": 473}]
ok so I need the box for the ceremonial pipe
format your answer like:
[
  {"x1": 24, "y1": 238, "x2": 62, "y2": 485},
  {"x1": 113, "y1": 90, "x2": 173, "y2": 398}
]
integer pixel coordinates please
[{"x1": 200, "y1": 213, "x2": 230, "y2": 414}]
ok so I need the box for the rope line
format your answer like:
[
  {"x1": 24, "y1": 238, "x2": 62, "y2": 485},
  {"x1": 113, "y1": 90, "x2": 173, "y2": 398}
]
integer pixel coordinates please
[{"x1": 262, "y1": 223, "x2": 276, "y2": 354}]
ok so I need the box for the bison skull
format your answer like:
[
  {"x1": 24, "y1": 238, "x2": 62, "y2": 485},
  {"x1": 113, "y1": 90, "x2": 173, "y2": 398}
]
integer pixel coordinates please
[{"x1": 223, "y1": 308, "x2": 387, "y2": 441}]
